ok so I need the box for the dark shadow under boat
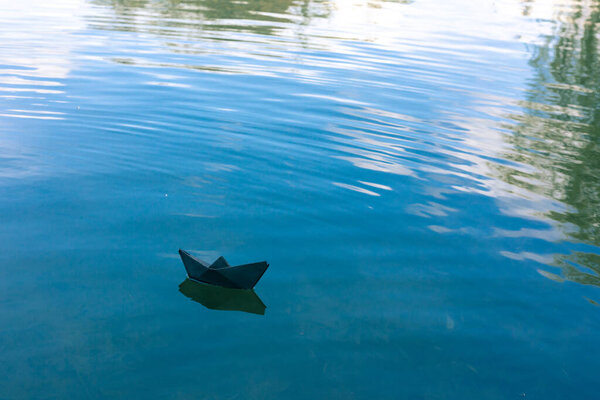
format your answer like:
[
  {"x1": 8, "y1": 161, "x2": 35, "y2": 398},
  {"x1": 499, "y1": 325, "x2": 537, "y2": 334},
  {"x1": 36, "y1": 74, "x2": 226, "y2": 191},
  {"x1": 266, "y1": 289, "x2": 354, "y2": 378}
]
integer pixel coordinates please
[{"x1": 179, "y1": 278, "x2": 266, "y2": 315}]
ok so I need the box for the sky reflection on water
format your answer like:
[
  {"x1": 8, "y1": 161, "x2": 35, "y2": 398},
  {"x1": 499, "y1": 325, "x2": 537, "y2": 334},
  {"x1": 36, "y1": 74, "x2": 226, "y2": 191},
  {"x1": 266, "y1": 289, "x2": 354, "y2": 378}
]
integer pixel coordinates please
[{"x1": 75, "y1": 0, "x2": 600, "y2": 285}]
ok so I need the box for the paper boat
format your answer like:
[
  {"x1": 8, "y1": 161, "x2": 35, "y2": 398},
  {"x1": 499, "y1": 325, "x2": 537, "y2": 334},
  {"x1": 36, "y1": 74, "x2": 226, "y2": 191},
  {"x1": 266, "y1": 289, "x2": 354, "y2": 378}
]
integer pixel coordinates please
[
  {"x1": 179, "y1": 279, "x2": 266, "y2": 315},
  {"x1": 178, "y1": 249, "x2": 269, "y2": 289}
]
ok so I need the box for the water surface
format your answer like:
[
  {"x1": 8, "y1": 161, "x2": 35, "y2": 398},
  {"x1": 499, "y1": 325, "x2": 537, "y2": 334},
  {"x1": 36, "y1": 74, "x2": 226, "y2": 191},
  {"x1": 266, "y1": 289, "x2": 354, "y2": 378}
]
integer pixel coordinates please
[{"x1": 1, "y1": 0, "x2": 599, "y2": 398}]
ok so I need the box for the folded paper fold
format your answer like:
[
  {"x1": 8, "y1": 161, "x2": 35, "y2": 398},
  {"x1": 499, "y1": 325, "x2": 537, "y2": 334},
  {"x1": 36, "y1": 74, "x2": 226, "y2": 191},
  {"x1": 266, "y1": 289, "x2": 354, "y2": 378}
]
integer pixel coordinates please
[{"x1": 178, "y1": 249, "x2": 269, "y2": 289}]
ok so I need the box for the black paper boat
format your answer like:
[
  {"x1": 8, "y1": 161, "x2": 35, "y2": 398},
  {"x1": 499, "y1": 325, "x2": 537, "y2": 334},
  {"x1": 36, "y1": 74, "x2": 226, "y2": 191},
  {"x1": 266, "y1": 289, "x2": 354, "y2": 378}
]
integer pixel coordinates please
[
  {"x1": 179, "y1": 279, "x2": 266, "y2": 315},
  {"x1": 178, "y1": 249, "x2": 269, "y2": 289}
]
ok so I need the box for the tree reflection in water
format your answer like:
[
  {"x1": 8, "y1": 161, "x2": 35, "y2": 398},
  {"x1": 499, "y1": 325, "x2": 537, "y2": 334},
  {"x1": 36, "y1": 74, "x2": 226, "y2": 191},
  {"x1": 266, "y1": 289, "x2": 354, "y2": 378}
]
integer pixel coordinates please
[
  {"x1": 502, "y1": 0, "x2": 600, "y2": 286},
  {"x1": 92, "y1": 0, "x2": 332, "y2": 37}
]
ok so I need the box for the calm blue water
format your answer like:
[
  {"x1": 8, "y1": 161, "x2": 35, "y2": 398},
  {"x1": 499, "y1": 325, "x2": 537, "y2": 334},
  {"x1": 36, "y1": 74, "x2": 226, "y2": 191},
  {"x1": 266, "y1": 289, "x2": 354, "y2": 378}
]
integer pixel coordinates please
[{"x1": 1, "y1": 0, "x2": 599, "y2": 398}]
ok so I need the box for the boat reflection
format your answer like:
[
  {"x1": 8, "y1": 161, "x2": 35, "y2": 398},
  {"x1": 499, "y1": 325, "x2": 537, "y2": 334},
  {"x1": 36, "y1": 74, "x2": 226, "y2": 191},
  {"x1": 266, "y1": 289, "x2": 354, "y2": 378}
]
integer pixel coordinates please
[{"x1": 179, "y1": 279, "x2": 266, "y2": 315}]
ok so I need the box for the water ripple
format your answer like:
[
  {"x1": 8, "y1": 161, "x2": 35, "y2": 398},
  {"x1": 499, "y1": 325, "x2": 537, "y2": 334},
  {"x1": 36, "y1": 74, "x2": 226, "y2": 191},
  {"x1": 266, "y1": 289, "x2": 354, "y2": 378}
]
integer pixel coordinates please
[{"x1": 1, "y1": 0, "x2": 600, "y2": 396}]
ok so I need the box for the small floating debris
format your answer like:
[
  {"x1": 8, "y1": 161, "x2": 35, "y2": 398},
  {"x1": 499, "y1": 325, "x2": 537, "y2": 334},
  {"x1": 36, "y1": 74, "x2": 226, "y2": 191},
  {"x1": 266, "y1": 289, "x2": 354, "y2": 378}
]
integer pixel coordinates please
[
  {"x1": 178, "y1": 249, "x2": 269, "y2": 289},
  {"x1": 179, "y1": 279, "x2": 266, "y2": 315}
]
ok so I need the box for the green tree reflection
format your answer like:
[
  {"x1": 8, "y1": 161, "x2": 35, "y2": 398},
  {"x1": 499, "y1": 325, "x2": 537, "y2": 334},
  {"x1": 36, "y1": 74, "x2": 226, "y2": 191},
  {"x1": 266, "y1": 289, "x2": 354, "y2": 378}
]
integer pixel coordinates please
[
  {"x1": 92, "y1": 0, "x2": 331, "y2": 36},
  {"x1": 502, "y1": 0, "x2": 600, "y2": 286}
]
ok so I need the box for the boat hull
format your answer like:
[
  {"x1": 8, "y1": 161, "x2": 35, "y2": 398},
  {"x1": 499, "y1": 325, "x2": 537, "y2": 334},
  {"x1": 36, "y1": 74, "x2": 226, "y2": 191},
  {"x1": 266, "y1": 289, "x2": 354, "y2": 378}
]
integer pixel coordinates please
[{"x1": 178, "y1": 249, "x2": 269, "y2": 289}]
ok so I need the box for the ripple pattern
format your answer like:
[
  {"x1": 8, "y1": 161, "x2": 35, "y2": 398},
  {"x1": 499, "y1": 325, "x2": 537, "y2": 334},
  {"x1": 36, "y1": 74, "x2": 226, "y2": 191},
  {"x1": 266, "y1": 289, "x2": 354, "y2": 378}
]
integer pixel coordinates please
[{"x1": 1, "y1": 0, "x2": 599, "y2": 399}]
